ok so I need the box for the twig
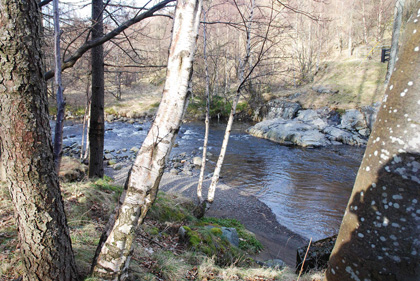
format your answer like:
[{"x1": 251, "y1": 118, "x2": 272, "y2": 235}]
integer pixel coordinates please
[{"x1": 297, "y1": 237, "x2": 312, "y2": 281}]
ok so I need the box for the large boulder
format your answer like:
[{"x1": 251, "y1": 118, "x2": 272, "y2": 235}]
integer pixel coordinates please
[
  {"x1": 247, "y1": 119, "x2": 331, "y2": 147},
  {"x1": 265, "y1": 99, "x2": 302, "y2": 120},
  {"x1": 341, "y1": 109, "x2": 367, "y2": 131}
]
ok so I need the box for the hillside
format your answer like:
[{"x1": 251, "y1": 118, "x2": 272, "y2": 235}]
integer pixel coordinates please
[{"x1": 268, "y1": 55, "x2": 388, "y2": 112}]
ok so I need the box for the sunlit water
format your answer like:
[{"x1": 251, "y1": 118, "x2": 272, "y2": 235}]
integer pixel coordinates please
[{"x1": 54, "y1": 120, "x2": 364, "y2": 240}]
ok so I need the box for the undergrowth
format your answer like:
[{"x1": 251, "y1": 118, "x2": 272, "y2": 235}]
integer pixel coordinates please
[{"x1": 0, "y1": 171, "x2": 323, "y2": 280}]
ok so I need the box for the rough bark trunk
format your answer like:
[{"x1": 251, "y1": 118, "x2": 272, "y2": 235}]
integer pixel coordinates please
[
  {"x1": 91, "y1": 0, "x2": 202, "y2": 279},
  {"x1": 52, "y1": 0, "x2": 65, "y2": 174},
  {"x1": 384, "y1": 0, "x2": 405, "y2": 86},
  {"x1": 89, "y1": 0, "x2": 105, "y2": 178},
  {"x1": 0, "y1": 1, "x2": 78, "y2": 280},
  {"x1": 326, "y1": 5, "x2": 420, "y2": 280}
]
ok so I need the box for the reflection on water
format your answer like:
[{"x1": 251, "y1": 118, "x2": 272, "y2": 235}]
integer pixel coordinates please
[{"x1": 55, "y1": 120, "x2": 364, "y2": 240}]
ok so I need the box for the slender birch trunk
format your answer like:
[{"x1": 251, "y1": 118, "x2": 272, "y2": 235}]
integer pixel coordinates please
[
  {"x1": 91, "y1": 0, "x2": 202, "y2": 278},
  {"x1": 348, "y1": 0, "x2": 354, "y2": 57},
  {"x1": 361, "y1": 0, "x2": 368, "y2": 44},
  {"x1": 206, "y1": 0, "x2": 255, "y2": 208},
  {"x1": 384, "y1": 0, "x2": 405, "y2": 86},
  {"x1": 81, "y1": 77, "x2": 91, "y2": 160},
  {"x1": 197, "y1": 9, "x2": 211, "y2": 210},
  {"x1": 53, "y1": 0, "x2": 66, "y2": 173}
]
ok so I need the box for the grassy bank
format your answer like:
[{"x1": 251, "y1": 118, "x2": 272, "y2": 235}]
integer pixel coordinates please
[{"x1": 0, "y1": 173, "x2": 323, "y2": 280}]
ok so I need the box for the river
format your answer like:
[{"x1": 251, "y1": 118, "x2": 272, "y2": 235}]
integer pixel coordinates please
[{"x1": 57, "y1": 120, "x2": 365, "y2": 241}]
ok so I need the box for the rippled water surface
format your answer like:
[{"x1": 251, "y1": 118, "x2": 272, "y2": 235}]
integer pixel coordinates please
[{"x1": 56, "y1": 120, "x2": 364, "y2": 240}]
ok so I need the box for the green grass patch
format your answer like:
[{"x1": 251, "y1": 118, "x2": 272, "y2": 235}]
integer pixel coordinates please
[
  {"x1": 147, "y1": 192, "x2": 196, "y2": 222},
  {"x1": 49, "y1": 106, "x2": 58, "y2": 116},
  {"x1": 150, "y1": 102, "x2": 160, "y2": 108},
  {"x1": 198, "y1": 217, "x2": 263, "y2": 254},
  {"x1": 104, "y1": 106, "x2": 118, "y2": 116}
]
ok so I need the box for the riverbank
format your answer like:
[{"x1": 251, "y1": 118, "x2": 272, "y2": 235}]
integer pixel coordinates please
[{"x1": 105, "y1": 163, "x2": 308, "y2": 267}]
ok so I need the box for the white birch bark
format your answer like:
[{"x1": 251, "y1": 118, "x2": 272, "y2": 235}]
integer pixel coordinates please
[
  {"x1": 91, "y1": 0, "x2": 202, "y2": 279},
  {"x1": 197, "y1": 9, "x2": 210, "y2": 205},
  {"x1": 207, "y1": 0, "x2": 255, "y2": 205}
]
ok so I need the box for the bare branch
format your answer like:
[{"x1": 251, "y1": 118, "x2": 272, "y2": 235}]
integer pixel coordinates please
[
  {"x1": 276, "y1": 0, "x2": 320, "y2": 21},
  {"x1": 44, "y1": 0, "x2": 175, "y2": 80},
  {"x1": 104, "y1": 63, "x2": 166, "y2": 68},
  {"x1": 39, "y1": 0, "x2": 53, "y2": 8}
]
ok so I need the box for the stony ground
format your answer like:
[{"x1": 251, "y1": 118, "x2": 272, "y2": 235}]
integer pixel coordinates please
[{"x1": 105, "y1": 163, "x2": 308, "y2": 267}]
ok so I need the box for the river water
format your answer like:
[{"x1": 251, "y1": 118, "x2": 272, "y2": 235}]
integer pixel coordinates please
[{"x1": 58, "y1": 120, "x2": 364, "y2": 241}]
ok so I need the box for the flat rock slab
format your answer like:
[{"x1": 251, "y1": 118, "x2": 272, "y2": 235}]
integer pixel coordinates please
[{"x1": 247, "y1": 118, "x2": 331, "y2": 147}]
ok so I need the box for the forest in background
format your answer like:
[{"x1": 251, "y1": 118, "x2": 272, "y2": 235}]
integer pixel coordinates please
[{"x1": 42, "y1": 0, "x2": 416, "y2": 119}]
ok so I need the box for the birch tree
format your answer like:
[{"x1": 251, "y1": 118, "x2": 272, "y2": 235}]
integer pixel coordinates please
[
  {"x1": 326, "y1": 4, "x2": 420, "y2": 279},
  {"x1": 91, "y1": 0, "x2": 202, "y2": 278},
  {"x1": 196, "y1": 0, "x2": 274, "y2": 215},
  {"x1": 196, "y1": 8, "x2": 211, "y2": 215},
  {"x1": 0, "y1": 0, "x2": 78, "y2": 279},
  {"x1": 205, "y1": 0, "x2": 256, "y2": 211}
]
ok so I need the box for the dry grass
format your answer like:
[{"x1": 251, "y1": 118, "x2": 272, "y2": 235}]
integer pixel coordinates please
[
  {"x1": 197, "y1": 258, "x2": 324, "y2": 281},
  {"x1": 1, "y1": 175, "x2": 324, "y2": 281},
  {"x1": 270, "y1": 58, "x2": 387, "y2": 110},
  {"x1": 61, "y1": 79, "x2": 164, "y2": 119}
]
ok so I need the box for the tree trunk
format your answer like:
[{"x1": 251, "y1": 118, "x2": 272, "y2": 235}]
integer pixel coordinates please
[
  {"x1": 377, "y1": 0, "x2": 384, "y2": 41},
  {"x1": 0, "y1": 1, "x2": 78, "y2": 280},
  {"x1": 384, "y1": 0, "x2": 405, "y2": 86},
  {"x1": 52, "y1": 0, "x2": 65, "y2": 174},
  {"x1": 348, "y1": 0, "x2": 354, "y2": 57},
  {"x1": 361, "y1": 0, "x2": 368, "y2": 44},
  {"x1": 326, "y1": 5, "x2": 420, "y2": 280},
  {"x1": 206, "y1": 0, "x2": 255, "y2": 208},
  {"x1": 91, "y1": 0, "x2": 202, "y2": 279},
  {"x1": 89, "y1": 0, "x2": 105, "y2": 178},
  {"x1": 196, "y1": 9, "x2": 211, "y2": 212}
]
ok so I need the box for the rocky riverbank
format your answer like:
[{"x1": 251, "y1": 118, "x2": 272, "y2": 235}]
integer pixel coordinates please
[{"x1": 248, "y1": 98, "x2": 380, "y2": 147}]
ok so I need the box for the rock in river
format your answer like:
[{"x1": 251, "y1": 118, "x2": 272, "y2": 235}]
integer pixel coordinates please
[{"x1": 247, "y1": 118, "x2": 331, "y2": 147}]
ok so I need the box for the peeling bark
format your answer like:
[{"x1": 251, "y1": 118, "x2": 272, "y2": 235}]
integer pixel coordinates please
[
  {"x1": 91, "y1": 0, "x2": 202, "y2": 279},
  {"x1": 326, "y1": 5, "x2": 420, "y2": 280},
  {"x1": 0, "y1": 1, "x2": 78, "y2": 280}
]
